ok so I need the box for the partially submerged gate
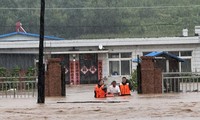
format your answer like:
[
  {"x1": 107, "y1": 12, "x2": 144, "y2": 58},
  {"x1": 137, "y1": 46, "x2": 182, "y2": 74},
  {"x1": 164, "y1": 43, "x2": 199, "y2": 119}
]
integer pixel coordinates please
[
  {"x1": 79, "y1": 54, "x2": 98, "y2": 84},
  {"x1": 0, "y1": 77, "x2": 37, "y2": 98},
  {"x1": 162, "y1": 72, "x2": 200, "y2": 93},
  {"x1": 0, "y1": 66, "x2": 37, "y2": 98}
]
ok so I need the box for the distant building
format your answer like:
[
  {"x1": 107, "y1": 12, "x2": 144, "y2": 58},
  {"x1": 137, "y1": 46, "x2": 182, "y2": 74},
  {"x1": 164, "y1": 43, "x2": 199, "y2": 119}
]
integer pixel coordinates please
[
  {"x1": 0, "y1": 31, "x2": 199, "y2": 84},
  {"x1": 0, "y1": 32, "x2": 63, "y2": 70}
]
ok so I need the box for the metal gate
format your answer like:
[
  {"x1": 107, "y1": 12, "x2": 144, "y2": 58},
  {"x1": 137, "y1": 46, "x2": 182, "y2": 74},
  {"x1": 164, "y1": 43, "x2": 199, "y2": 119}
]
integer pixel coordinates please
[
  {"x1": 0, "y1": 77, "x2": 37, "y2": 98},
  {"x1": 79, "y1": 54, "x2": 98, "y2": 84},
  {"x1": 162, "y1": 72, "x2": 200, "y2": 93}
]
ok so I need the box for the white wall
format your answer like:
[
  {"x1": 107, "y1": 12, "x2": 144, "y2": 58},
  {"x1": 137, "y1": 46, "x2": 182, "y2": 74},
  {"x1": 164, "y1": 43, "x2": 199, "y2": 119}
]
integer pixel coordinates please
[
  {"x1": 1, "y1": 35, "x2": 200, "y2": 84},
  {"x1": 104, "y1": 44, "x2": 200, "y2": 84},
  {"x1": 192, "y1": 46, "x2": 200, "y2": 72}
]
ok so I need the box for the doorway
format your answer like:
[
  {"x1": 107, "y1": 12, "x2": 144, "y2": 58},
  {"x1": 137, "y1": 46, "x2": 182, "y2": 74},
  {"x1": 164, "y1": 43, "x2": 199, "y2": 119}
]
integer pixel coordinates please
[{"x1": 79, "y1": 54, "x2": 98, "y2": 84}]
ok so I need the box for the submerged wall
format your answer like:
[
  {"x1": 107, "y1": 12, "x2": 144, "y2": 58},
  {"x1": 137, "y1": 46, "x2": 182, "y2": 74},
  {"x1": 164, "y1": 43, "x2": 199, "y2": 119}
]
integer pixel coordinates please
[
  {"x1": 45, "y1": 58, "x2": 62, "y2": 96},
  {"x1": 140, "y1": 56, "x2": 162, "y2": 94}
]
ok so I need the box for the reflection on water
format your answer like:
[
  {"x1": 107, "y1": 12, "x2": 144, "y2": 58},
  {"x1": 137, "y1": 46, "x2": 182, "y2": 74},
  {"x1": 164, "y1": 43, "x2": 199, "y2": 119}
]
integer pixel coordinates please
[{"x1": 1, "y1": 84, "x2": 200, "y2": 120}]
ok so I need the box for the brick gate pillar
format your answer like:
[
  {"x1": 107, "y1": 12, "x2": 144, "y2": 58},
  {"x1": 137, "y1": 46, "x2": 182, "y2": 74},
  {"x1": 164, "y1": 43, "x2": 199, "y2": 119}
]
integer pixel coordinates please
[
  {"x1": 45, "y1": 58, "x2": 62, "y2": 96},
  {"x1": 140, "y1": 56, "x2": 162, "y2": 94}
]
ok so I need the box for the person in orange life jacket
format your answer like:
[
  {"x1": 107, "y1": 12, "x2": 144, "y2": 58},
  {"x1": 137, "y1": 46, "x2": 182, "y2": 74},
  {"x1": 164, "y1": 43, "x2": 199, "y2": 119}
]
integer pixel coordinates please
[
  {"x1": 107, "y1": 81, "x2": 121, "y2": 96},
  {"x1": 94, "y1": 80, "x2": 107, "y2": 98},
  {"x1": 119, "y1": 77, "x2": 133, "y2": 96}
]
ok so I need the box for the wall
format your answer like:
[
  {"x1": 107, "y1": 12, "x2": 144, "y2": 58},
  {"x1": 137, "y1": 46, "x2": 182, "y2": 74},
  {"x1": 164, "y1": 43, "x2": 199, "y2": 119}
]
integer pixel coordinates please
[
  {"x1": 0, "y1": 54, "x2": 36, "y2": 70},
  {"x1": 105, "y1": 44, "x2": 199, "y2": 84},
  {"x1": 98, "y1": 53, "x2": 107, "y2": 79},
  {"x1": 140, "y1": 56, "x2": 162, "y2": 94},
  {"x1": 137, "y1": 44, "x2": 198, "y2": 72},
  {"x1": 0, "y1": 37, "x2": 200, "y2": 83},
  {"x1": 45, "y1": 58, "x2": 62, "y2": 96}
]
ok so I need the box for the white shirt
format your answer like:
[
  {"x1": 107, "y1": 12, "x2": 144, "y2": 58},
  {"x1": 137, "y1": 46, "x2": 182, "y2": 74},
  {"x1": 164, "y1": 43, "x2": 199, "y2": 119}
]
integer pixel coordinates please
[{"x1": 107, "y1": 85, "x2": 121, "y2": 94}]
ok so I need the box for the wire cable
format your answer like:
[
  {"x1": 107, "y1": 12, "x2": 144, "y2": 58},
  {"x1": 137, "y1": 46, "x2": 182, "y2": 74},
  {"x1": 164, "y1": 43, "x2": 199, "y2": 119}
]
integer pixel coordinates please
[{"x1": 0, "y1": 5, "x2": 200, "y2": 10}]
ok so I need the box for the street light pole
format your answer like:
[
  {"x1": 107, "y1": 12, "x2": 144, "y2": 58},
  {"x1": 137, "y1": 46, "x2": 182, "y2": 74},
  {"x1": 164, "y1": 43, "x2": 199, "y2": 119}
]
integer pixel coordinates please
[{"x1": 37, "y1": 0, "x2": 45, "y2": 103}]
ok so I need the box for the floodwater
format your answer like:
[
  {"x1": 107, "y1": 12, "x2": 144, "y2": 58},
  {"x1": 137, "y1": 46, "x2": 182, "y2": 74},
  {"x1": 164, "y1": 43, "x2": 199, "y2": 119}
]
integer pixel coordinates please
[{"x1": 1, "y1": 85, "x2": 200, "y2": 120}]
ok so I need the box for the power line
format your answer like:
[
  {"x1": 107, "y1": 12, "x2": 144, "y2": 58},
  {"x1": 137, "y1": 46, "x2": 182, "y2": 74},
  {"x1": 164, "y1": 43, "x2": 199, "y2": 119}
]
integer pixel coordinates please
[{"x1": 0, "y1": 5, "x2": 200, "y2": 10}]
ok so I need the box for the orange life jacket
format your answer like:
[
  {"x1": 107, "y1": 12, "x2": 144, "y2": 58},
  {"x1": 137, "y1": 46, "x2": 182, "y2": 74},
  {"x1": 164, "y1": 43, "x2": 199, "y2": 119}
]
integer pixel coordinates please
[
  {"x1": 119, "y1": 83, "x2": 131, "y2": 95},
  {"x1": 94, "y1": 85, "x2": 106, "y2": 98}
]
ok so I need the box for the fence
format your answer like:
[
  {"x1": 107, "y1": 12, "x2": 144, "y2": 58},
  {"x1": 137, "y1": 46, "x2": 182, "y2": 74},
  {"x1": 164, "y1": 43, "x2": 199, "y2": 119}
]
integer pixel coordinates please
[
  {"x1": 162, "y1": 72, "x2": 200, "y2": 93},
  {"x1": 0, "y1": 76, "x2": 37, "y2": 98}
]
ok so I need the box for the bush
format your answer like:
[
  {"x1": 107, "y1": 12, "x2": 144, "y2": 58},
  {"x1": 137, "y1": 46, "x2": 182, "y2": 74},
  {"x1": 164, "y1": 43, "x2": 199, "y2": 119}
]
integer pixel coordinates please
[
  {"x1": 26, "y1": 66, "x2": 36, "y2": 81},
  {"x1": 129, "y1": 69, "x2": 137, "y2": 91},
  {"x1": 0, "y1": 67, "x2": 6, "y2": 77}
]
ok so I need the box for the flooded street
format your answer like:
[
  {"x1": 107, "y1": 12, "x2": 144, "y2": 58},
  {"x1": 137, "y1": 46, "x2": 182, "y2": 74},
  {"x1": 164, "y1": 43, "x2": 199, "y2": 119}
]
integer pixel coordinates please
[{"x1": 1, "y1": 85, "x2": 200, "y2": 120}]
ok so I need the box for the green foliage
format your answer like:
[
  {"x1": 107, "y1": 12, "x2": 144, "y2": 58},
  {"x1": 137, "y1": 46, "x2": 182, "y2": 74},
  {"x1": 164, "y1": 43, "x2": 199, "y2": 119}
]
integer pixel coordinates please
[
  {"x1": 129, "y1": 69, "x2": 137, "y2": 90},
  {"x1": 9, "y1": 66, "x2": 21, "y2": 81},
  {"x1": 0, "y1": 0, "x2": 200, "y2": 38},
  {"x1": 26, "y1": 66, "x2": 36, "y2": 77},
  {"x1": 0, "y1": 66, "x2": 37, "y2": 81},
  {"x1": 26, "y1": 66, "x2": 36, "y2": 81},
  {"x1": 0, "y1": 67, "x2": 6, "y2": 77},
  {"x1": 11, "y1": 66, "x2": 21, "y2": 77}
]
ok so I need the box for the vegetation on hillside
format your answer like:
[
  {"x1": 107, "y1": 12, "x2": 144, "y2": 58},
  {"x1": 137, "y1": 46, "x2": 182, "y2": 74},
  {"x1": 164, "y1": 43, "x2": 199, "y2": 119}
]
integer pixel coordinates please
[{"x1": 0, "y1": 0, "x2": 200, "y2": 39}]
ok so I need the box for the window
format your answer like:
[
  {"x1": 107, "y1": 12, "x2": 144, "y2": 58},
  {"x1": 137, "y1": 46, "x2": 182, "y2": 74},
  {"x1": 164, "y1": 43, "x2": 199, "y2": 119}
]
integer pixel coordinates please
[
  {"x1": 109, "y1": 61, "x2": 119, "y2": 75},
  {"x1": 108, "y1": 53, "x2": 119, "y2": 58},
  {"x1": 121, "y1": 53, "x2": 132, "y2": 58},
  {"x1": 181, "y1": 59, "x2": 191, "y2": 72},
  {"x1": 180, "y1": 51, "x2": 192, "y2": 72},
  {"x1": 168, "y1": 51, "x2": 179, "y2": 56},
  {"x1": 180, "y1": 51, "x2": 192, "y2": 56},
  {"x1": 121, "y1": 61, "x2": 130, "y2": 75},
  {"x1": 142, "y1": 51, "x2": 192, "y2": 72},
  {"x1": 108, "y1": 52, "x2": 132, "y2": 76}
]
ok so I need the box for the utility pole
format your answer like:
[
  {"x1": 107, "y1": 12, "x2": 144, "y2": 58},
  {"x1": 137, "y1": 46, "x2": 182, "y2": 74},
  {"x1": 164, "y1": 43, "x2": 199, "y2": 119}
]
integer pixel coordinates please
[
  {"x1": 37, "y1": 0, "x2": 45, "y2": 103},
  {"x1": 137, "y1": 55, "x2": 142, "y2": 94}
]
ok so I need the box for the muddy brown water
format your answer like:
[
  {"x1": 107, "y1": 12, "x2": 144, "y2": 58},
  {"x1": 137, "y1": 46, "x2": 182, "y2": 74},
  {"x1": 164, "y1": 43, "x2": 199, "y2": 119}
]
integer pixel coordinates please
[{"x1": 1, "y1": 85, "x2": 200, "y2": 120}]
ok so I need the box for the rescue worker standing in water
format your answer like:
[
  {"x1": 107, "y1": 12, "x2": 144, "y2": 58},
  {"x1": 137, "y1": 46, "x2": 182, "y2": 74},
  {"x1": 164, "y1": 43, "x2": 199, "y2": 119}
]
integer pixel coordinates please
[
  {"x1": 94, "y1": 80, "x2": 107, "y2": 98},
  {"x1": 119, "y1": 77, "x2": 133, "y2": 96}
]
